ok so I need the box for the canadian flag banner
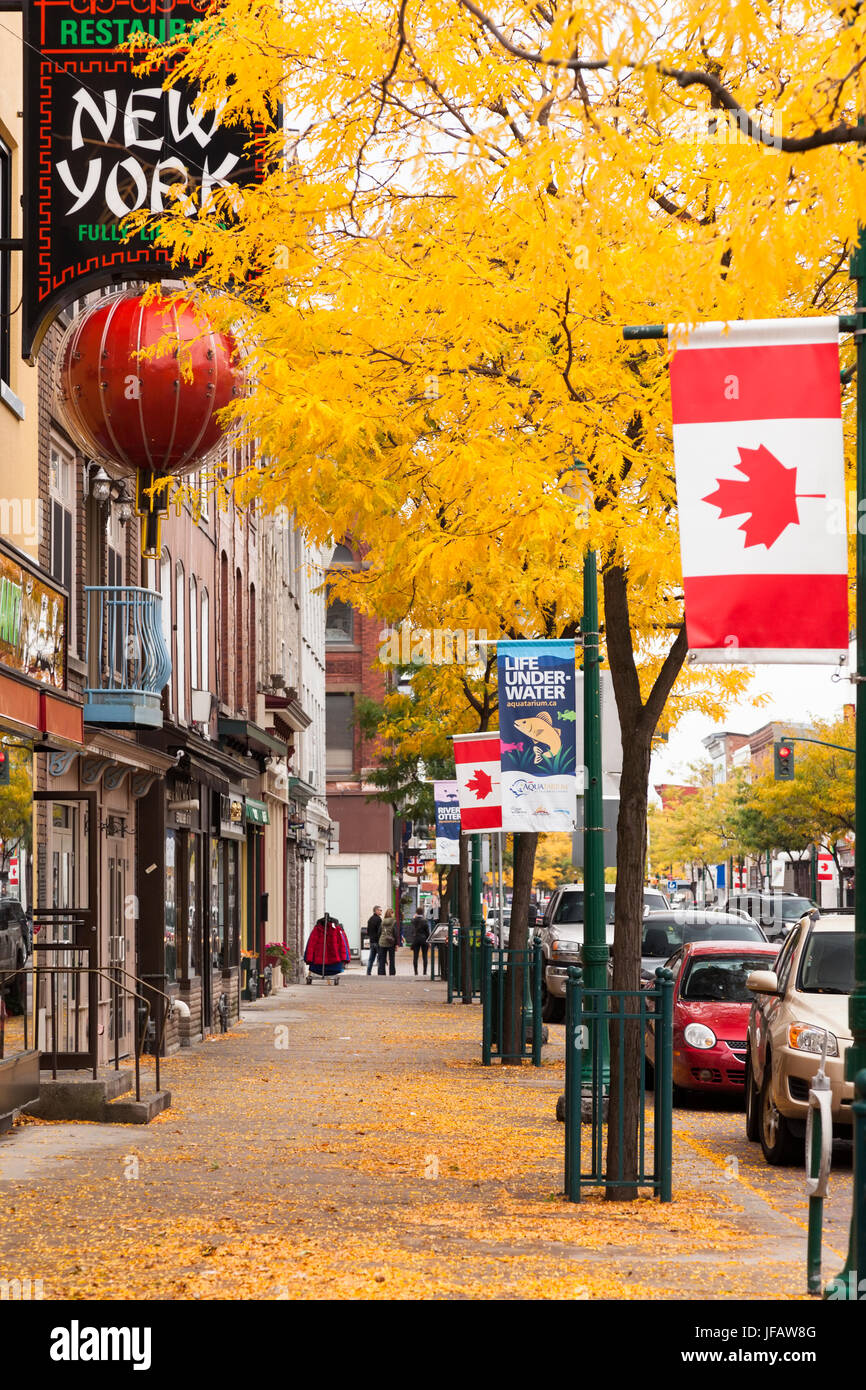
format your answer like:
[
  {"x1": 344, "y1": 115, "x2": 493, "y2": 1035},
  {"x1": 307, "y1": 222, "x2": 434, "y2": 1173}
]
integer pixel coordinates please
[
  {"x1": 669, "y1": 316, "x2": 849, "y2": 663},
  {"x1": 453, "y1": 732, "x2": 502, "y2": 832}
]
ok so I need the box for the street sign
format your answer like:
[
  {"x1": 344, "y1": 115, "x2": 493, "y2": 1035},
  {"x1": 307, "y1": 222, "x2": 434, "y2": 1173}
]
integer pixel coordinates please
[{"x1": 817, "y1": 854, "x2": 834, "y2": 882}]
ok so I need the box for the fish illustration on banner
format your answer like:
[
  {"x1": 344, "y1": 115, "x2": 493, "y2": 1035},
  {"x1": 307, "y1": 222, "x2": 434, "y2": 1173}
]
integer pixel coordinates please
[
  {"x1": 434, "y1": 781, "x2": 461, "y2": 865},
  {"x1": 497, "y1": 640, "x2": 577, "y2": 831}
]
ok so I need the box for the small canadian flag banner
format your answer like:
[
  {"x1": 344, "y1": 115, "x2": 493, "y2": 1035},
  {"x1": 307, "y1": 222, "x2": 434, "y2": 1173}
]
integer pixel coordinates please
[
  {"x1": 669, "y1": 316, "x2": 849, "y2": 664},
  {"x1": 452, "y1": 732, "x2": 502, "y2": 832}
]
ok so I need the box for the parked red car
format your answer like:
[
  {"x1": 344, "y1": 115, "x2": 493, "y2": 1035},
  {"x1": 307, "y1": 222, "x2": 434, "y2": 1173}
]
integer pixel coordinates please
[{"x1": 645, "y1": 941, "x2": 779, "y2": 1098}]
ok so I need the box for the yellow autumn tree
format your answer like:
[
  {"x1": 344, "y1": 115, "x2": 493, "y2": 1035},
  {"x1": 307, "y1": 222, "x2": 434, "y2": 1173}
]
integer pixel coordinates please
[
  {"x1": 648, "y1": 768, "x2": 745, "y2": 894},
  {"x1": 127, "y1": 0, "x2": 866, "y2": 1192}
]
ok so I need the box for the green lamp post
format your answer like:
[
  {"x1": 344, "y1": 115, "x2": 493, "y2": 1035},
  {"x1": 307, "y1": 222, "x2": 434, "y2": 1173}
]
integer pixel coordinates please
[
  {"x1": 581, "y1": 547, "x2": 610, "y2": 1087},
  {"x1": 831, "y1": 241, "x2": 866, "y2": 1298}
]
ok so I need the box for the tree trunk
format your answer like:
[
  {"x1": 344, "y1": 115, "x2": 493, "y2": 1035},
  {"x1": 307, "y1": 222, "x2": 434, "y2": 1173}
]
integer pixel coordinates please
[
  {"x1": 606, "y1": 719, "x2": 653, "y2": 1196},
  {"x1": 603, "y1": 562, "x2": 687, "y2": 1200},
  {"x1": 503, "y1": 831, "x2": 538, "y2": 1064},
  {"x1": 442, "y1": 866, "x2": 456, "y2": 922}
]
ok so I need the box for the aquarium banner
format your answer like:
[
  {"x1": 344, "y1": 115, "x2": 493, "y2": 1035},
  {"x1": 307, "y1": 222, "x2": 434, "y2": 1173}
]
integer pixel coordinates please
[{"x1": 497, "y1": 639, "x2": 577, "y2": 832}]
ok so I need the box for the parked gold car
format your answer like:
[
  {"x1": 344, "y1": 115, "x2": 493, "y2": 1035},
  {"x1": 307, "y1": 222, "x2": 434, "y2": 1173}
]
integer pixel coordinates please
[{"x1": 745, "y1": 913, "x2": 855, "y2": 1164}]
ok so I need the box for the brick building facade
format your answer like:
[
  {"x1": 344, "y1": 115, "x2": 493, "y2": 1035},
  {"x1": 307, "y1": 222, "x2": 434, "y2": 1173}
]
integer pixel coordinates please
[{"x1": 324, "y1": 544, "x2": 398, "y2": 953}]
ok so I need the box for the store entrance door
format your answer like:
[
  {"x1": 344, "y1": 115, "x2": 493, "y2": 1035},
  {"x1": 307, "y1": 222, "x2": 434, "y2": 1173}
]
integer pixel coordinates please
[{"x1": 33, "y1": 790, "x2": 98, "y2": 1070}]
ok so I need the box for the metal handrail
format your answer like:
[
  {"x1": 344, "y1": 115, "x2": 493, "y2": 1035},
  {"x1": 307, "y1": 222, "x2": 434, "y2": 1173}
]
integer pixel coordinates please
[
  {"x1": 0, "y1": 962, "x2": 156, "y2": 1103},
  {"x1": 103, "y1": 964, "x2": 177, "y2": 1092}
]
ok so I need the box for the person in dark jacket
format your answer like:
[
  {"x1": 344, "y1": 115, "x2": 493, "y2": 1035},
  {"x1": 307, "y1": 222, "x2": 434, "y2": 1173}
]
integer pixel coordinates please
[
  {"x1": 410, "y1": 909, "x2": 430, "y2": 976},
  {"x1": 366, "y1": 906, "x2": 382, "y2": 976}
]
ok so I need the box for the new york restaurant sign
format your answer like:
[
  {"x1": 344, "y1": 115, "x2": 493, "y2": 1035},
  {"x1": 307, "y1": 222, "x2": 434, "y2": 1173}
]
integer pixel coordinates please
[{"x1": 23, "y1": 0, "x2": 263, "y2": 357}]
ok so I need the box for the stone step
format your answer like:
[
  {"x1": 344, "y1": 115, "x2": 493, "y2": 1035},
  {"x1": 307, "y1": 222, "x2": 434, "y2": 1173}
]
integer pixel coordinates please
[
  {"x1": 25, "y1": 1069, "x2": 135, "y2": 1122},
  {"x1": 103, "y1": 1090, "x2": 172, "y2": 1124}
]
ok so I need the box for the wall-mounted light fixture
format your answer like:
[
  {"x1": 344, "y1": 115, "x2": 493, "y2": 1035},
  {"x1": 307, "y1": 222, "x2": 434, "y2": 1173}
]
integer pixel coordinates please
[
  {"x1": 100, "y1": 814, "x2": 126, "y2": 837},
  {"x1": 87, "y1": 463, "x2": 127, "y2": 506},
  {"x1": 91, "y1": 467, "x2": 112, "y2": 503}
]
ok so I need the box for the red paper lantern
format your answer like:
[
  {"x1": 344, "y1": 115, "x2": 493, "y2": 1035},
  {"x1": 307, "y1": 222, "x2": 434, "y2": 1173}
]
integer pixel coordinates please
[{"x1": 57, "y1": 291, "x2": 244, "y2": 476}]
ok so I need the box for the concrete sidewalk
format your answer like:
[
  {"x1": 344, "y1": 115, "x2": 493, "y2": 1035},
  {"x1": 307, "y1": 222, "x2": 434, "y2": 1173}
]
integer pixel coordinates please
[{"x1": 0, "y1": 967, "x2": 831, "y2": 1299}]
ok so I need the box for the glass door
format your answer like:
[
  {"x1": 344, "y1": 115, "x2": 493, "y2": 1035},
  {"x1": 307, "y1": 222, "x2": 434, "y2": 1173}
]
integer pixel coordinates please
[{"x1": 33, "y1": 790, "x2": 97, "y2": 1070}]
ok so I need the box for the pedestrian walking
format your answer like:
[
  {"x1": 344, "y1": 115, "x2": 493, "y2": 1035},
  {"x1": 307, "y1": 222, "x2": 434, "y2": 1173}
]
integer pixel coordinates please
[
  {"x1": 376, "y1": 908, "x2": 397, "y2": 976},
  {"x1": 410, "y1": 908, "x2": 430, "y2": 976},
  {"x1": 366, "y1": 905, "x2": 382, "y2": 975}
]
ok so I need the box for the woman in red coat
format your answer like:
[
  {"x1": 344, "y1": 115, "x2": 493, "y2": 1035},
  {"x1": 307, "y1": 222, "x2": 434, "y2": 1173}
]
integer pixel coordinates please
[{"x1": 304, "y1": 914, "x2": 351, "y2": 981}]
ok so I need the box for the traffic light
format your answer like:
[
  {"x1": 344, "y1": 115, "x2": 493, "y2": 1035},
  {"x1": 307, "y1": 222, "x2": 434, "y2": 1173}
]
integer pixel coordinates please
[
  {"x1": 774, "y1": 740, "x2": 794, "y2": 781},
  {"x1": 0, "y1": 749, "x2": 9, "y2": 787}
]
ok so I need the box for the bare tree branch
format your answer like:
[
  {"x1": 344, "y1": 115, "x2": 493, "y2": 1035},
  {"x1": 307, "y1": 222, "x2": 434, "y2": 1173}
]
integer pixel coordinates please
[{"x1": 457, "y1": 0, "x2": 866, "y2": 152}]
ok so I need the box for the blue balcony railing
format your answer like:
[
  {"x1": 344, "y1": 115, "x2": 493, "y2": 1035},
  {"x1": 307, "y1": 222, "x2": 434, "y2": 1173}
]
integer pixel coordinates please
[{"x1": 84, "y1": 586, "x2": 171, "y2": 728}]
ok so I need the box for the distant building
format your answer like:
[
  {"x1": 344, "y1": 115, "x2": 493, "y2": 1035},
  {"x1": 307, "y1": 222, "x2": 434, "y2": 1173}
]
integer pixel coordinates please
[
  {"x1": 323, "y1": 543, "x2": 398, "y2": 955},
  {"x1": 699, "y1": 719, "x2": 850, "y2": 905}
]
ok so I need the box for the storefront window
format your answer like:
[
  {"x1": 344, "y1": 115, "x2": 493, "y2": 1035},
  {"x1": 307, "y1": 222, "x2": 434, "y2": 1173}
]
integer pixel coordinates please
[
  {"x1": 226, "y1": 842, "x2": 238, "y2": 966},
  {"x1": 165, "y1": 830, "x2": 176, "y2": 982},
  {"x1": 210, "y1": 837, "x2": 222, "y2": 969},
  {"x1": 187, "y1": 836, "x2": 198, "y2": 977}
]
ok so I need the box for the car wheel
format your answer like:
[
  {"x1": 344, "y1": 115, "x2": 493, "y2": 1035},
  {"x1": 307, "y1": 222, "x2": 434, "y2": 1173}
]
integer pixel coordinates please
[
  {"x1": 759, "y1": 1057, "x2": 801, "y2": 1165},
  {"x1": 744, "y1": 1051, "x2": 760, "y2": 1140},
  {"x1": 540, "y1": 970, "x2": 564, "y2": 1023}
]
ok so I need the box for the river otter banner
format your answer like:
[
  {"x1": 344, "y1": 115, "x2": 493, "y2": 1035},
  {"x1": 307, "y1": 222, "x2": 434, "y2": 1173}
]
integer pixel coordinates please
[
  {"x1": 433, "y1": 780, "x2": 461, "y2": 864},
  {"x1": 496, "y1": 639, "x2": 577, "y2": 832}
]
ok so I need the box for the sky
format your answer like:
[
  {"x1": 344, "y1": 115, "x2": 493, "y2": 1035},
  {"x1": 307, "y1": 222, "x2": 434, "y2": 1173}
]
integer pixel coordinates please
[{"x1": 649, "y1": 644, "x2": 855, "y2": 790}]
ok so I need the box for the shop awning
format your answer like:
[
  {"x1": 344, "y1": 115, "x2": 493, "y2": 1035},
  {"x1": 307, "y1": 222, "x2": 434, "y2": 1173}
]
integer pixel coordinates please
[
  {"x1": 0, "y1": 669, "x2": 84, "y2": 751},
  {"x1": 245, "y1": 799, "x2": 270, "y2": 825},
  {"x1": 288, "y1": 775, "x2": 317, "y2": 805},
  {"x1": 218, "y1": 718, "x2": 289, "y2": 758}
]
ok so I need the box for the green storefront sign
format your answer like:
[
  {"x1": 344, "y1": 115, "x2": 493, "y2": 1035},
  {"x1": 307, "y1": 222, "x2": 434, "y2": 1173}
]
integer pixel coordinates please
[{"x1": 245, "y1": 799, "x2": 270, "y2": 826}]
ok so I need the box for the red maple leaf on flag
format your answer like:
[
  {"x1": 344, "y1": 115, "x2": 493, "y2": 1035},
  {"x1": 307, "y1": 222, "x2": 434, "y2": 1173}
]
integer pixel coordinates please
[
  {"x1": 702, "y1": 445, "x2": 824, "y2": 549},
  {"x1": 466, "y1": 768, "x2": 492, "y2": 800}
]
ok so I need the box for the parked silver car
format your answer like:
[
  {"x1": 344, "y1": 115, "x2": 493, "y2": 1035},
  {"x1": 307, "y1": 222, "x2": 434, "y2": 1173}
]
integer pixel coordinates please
[
  {"x1": 536, "y1": 884, "x2": 670, "y2": 1022},
  {"x1": 745, "y1": 913, "x2": 854, "y2": 1164}
]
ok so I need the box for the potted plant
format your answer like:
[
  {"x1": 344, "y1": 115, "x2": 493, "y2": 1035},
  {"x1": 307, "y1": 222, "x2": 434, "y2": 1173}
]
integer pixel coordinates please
[{"x1": 264, "y1": 942, "x2": 295, "y2": 980}]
